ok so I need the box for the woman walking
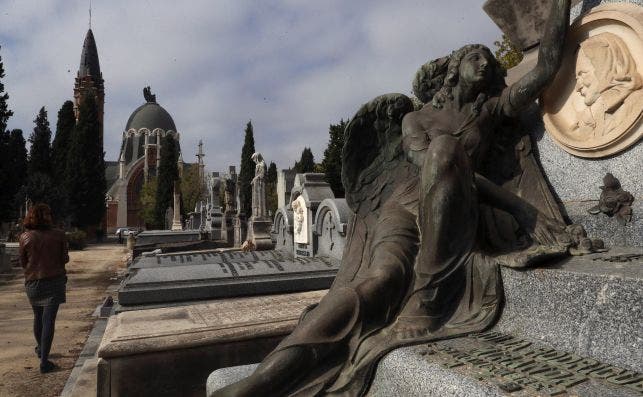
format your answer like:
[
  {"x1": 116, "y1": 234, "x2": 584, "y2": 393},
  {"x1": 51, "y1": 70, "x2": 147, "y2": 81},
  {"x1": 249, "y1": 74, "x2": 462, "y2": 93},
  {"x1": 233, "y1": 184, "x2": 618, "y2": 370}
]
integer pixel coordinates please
[{"x1": 19, "y1": 204, "x2": 69, "y2": 373}]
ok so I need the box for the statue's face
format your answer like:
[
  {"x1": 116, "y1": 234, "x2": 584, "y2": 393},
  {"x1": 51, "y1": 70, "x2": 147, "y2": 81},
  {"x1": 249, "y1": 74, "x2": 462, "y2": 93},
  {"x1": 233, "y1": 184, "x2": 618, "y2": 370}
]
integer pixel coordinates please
[
  {"x1": 575, "y1": 49, "x2": 600, "y2": 106},
  {"x1": 459, "y1": 49, "x2": 492, "y2": 85}
]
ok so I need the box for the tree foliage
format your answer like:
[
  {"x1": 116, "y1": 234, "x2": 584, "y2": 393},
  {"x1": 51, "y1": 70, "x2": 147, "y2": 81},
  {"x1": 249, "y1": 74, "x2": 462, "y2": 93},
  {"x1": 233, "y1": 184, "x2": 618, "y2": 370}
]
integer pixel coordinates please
[
  {"x1": 0, "y1": 129, "x2": 27, "y2": 221},
  {"x1": 28, "y1": 107, "x2": 52, "y2": 176},
  {"x1": 181, "y1": 165, "x2": 205, "y2": 217},
  {"x1": 66, "y1": 95, "x2": 106, "y2": 228},
  {"x1": 294, "y1": 147, "x2": 315, "y2": 173},
  {"x1": 154, "y1": 134, "x2": 179, "y2": 228},
  {"x1": 321, "y1": 119, "x2": 347, "y2": 197},
  {"x1": 265, "y1": 161, "x2": 278, "y2": 215},
  {"x1": 493, "y1": 34, "x2": 523, "y2": 71},
  {"x1": 0, "y1": 46, "x2": 12, "y2": 135},
  {"x1": 52, "y1": 101, "x2": 75, "y2": 186},
  {"x1": 139, "y1": 177, "x2": 157, "y2": 228},
  {"x1": 238, "y1": 120, "x2": 256, "y2": 216}
]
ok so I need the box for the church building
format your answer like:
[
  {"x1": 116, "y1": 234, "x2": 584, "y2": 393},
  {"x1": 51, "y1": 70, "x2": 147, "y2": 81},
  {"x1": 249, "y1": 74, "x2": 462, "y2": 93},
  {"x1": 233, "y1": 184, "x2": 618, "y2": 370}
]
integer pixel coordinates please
[{"x1": 73, "y1": 28, "x2": 185, "y2": 233}]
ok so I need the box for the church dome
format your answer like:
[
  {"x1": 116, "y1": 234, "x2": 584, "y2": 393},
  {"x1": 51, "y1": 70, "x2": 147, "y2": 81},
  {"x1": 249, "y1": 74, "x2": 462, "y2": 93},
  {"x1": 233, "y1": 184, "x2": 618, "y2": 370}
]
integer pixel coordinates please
[{"x1": 125, "y1": 87, "x2": 177, "y2": 132}]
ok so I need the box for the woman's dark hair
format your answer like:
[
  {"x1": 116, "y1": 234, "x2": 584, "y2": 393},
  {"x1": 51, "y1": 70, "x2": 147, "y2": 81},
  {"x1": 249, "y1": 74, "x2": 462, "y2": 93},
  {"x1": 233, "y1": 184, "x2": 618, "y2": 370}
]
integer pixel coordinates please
[{"x1": 23, "y1": 203, "x2": 54, "y2": 230}]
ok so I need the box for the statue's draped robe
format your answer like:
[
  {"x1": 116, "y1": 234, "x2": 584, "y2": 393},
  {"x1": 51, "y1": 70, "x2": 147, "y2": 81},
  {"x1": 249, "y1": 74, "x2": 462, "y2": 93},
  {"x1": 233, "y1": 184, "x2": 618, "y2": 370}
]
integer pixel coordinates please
[{"x1": 258, "y1": 93, "x2": 566, "y2": 396}]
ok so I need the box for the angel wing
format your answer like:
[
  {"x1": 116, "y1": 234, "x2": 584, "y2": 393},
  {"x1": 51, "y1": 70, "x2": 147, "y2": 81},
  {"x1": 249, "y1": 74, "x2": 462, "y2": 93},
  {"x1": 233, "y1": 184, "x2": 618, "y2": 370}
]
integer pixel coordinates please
[
  {"x1": 341, "y1": 93, "x2": 415, "y2": 217},
  {"x1": 331, "y1": 93, "x2": 417, "y2": 288}
]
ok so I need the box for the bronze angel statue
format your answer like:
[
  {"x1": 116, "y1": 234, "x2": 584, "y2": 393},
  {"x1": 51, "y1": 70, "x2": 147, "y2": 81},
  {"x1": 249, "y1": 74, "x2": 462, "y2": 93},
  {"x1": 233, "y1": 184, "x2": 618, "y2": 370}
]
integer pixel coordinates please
[{"x1": 212, "y1": 1, "x2": 601, "y2": 396}]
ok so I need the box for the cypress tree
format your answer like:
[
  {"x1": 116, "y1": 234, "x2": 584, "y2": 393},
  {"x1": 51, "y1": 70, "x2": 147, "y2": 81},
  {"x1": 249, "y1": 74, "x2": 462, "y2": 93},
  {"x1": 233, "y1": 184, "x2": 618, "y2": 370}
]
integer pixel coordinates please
[
  {"x1": 52, "y1": 101, "x2": 76, "y2": 219},
  {"x1": 154, "y1": 134, "x2": 179, "y2": 228},
  {"x1": 28, "y1": 107, "x2": 52, "y2": 176},
  {"x1": 52, "y1": 101, "x2": 75, "y2": 185},
  {"x1": 66, "y1": 95, "x2": 106, "y2": 228},
  {"x1": 267, "y1": 161, "x2": 277, "y2": 184},
  {"x1": 0, "y1": 46, "x2": 12, "y2": 135},
  {"x1": 0, "y1": 129, "x2": 27, "y2": 220},
  {"x1": 321, "y1": 119, "x2": 347, "y2": 197},
  {"x1": 238, "y1": 121, "x2": 255, "y2": 216},
  {"x1": 294, "y1": 147, "x2": 315, "y2": 173},
  {"x1": 0, "y1": 46, "x2": 15, "y2": 221}
]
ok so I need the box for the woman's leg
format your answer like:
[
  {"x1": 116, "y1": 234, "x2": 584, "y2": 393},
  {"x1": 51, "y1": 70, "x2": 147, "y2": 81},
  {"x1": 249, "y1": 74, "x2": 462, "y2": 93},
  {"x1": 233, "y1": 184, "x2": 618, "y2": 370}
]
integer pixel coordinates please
[
  {"x1": 400, "y1": 135, "x2": 478, "y2": 330},
  {"x1": 31, "y1": 305, "x2": 43, "y2": 356},
  {"x1": 40, "y1": 304, "x2": 59, "y2": 368}
]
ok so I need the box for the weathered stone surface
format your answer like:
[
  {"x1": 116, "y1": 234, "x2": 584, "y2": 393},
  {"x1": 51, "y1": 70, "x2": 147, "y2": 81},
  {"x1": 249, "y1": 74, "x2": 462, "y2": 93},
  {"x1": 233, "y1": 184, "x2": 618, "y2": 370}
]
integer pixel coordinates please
[
  {"x1": 98, "y1": 290, "x2": 325, "y2": 397},
  {"x1": 483, "y1": 0, "x2": 563, "y2": 50},
  {"x1": 130, "y1": 249, "x2": 292, "y2": 269},
  {"x1": 118, "y1": 254, "x2": 339, "y2": 306},
  {"x1": 314, "y1": 198, "x2": 353, "y2": 261},
  {"x1": 207, "y1": 251, "x2": 642, "y2": 396},
  {"x1": 495, "y1": 247, "x2": 643, "y2": 372},
  {"x1": 135, "y1": 230, "x2": 201, "y2": 246}
]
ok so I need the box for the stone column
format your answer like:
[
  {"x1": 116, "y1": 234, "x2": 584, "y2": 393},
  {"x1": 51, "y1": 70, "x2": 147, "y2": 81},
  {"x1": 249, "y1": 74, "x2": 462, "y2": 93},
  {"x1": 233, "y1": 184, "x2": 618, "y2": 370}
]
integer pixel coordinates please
[{"x1": 171, "y1": 182, "x2": 182, "y2": 231}]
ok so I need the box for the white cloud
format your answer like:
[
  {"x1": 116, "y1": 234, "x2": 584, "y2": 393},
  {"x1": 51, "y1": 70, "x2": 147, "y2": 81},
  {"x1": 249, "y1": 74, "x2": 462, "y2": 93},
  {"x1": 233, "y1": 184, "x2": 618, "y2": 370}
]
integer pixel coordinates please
[{"x1": 0, "y1": 0, "x2": 502, "y2": 172}]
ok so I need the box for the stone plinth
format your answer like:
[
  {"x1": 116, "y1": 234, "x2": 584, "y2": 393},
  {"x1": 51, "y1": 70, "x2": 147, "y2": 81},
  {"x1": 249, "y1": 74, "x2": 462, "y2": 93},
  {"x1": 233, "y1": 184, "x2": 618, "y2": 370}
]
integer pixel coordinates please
[
  {"x1": 206, "y1": 248, "x2": 643, "y2": 396},
  {"x1": 247, "y1": 217, "x2": 273, "y2": 250},
  {"x1": 97, "y1": 290, "x2": 326, "y2": 397}
]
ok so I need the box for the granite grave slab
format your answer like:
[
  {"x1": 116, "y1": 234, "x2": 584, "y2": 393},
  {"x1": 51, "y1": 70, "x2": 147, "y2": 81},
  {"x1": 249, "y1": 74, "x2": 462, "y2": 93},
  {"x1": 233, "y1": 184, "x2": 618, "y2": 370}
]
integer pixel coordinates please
[{"x1": 118, "y1": 252, "x2": 339, "y2": 306}]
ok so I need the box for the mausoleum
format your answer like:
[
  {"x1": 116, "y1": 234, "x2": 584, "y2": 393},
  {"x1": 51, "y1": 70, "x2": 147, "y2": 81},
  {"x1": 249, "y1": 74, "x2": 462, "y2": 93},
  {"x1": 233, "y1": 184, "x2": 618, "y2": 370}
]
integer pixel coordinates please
[{"x1": 105, "y1": 88, "x2": 184, "y2": 232}]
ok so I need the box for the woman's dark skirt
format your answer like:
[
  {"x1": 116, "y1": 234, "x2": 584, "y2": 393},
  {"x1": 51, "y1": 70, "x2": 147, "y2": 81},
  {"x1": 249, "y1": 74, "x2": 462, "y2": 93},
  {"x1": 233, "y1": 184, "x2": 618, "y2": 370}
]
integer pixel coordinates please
[{"x1": 25, "y1": 274, "x2": 67, "y2": 306}]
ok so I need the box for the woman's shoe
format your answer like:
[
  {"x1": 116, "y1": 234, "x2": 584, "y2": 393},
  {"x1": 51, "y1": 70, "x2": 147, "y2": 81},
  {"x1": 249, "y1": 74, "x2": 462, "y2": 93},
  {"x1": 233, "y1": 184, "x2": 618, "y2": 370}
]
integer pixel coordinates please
[{"x1": 39, "y1": 360, "x2": 56, "y2": 374}]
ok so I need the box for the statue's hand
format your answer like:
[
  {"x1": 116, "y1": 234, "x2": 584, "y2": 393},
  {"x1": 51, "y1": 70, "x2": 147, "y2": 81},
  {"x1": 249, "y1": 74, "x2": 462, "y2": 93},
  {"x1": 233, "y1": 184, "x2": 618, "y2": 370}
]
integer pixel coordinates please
[{"x1": 517, "y1": 209, "x2": 570, "y2": 247}]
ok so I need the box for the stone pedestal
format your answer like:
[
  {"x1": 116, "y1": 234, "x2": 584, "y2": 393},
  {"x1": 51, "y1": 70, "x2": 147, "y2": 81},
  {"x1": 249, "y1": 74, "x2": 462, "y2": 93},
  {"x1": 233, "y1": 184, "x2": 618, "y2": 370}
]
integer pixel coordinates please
[
  {"x1": 233, "y1": 214, "x2": 247, "y2": 247},
  {"x1": 247, "y1": 217, "x2": 273, "y2": 251},
  {"x1": 206, "y1": 248, "x2": 643, "y2": 396}
]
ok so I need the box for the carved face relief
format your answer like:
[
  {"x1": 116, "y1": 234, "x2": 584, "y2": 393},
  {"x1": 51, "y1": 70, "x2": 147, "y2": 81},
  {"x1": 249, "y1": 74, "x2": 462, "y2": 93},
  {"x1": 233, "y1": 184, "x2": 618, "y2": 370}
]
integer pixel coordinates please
[
  {"x1": 459, "y1": 49, "x2": 491, "y2": 85},
  {"x1": 575, "y1": 49, "x2": 601, "y2": 106},
  {"x1": 541, "y1": 4, "x2": 643, "y2": 158}
]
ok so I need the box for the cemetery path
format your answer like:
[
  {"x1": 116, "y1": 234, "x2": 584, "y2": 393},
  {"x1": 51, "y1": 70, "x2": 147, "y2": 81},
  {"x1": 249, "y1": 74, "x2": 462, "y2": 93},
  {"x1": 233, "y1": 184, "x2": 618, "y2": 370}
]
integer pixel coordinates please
[{"x1": 0, "y1": 243, "x2": 127, "y2": 397}]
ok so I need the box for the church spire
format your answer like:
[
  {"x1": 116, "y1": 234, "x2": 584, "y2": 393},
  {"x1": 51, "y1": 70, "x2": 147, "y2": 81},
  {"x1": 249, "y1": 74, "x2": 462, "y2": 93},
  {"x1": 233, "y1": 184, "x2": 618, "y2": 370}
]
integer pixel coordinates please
[{"x1": 78, "y1": 29, "x2": 101, "y2": 79}]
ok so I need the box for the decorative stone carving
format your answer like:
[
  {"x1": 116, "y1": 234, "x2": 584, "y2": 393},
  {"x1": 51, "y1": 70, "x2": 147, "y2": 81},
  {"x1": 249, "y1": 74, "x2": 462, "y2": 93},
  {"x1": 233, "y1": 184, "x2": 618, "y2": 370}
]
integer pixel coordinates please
[
  {"x1": 588, "y1": 173, "x2": 635, "y2": 225},
  {"x1": 542, "y1": 4, "x2": 643, "y2": 157},
  {"x1": 246, "y1": 153, "x2": 273, "y2": 250},
  {"x1": 292, "y1": 196, "x2": 308, "y2": 244}
]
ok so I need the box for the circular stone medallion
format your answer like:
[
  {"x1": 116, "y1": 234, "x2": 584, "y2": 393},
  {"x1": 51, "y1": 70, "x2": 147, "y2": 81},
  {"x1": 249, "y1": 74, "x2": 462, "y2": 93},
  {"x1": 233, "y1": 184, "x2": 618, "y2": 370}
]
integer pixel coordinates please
[{"x1": 541, "y1": 4, "x2": 643, "y2": 158}]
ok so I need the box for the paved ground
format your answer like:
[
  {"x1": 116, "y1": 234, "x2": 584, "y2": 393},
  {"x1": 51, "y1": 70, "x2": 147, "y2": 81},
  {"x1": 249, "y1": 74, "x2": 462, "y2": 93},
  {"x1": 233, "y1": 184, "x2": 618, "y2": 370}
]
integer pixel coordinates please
[{"x1": 0, "y1": 244, "x2": 127, "y2": 397}]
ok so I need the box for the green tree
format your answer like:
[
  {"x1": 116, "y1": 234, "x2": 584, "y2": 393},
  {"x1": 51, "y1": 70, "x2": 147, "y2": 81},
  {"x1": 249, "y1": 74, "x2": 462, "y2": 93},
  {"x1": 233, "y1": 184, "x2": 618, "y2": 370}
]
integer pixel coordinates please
[
  {"x1": 52, "y1": 101, "x2": 75, "y2": 185},
  {"x1": 181, "y1": 165, "x2": 205, "y2": 217},
  {"x1": 238, "y1": 121, "x2": 256, "y2": 216},
  {"x1": 294, "y1": 147, "x2": 315, "y2": 173},
  {"x1": 265, "y1": 161, "x2": 278, "y2": 215},
  {"x1": 66, "y1": 95, "x2": 106, "y2": 229},
  {"x1": 154, "y1": 134, "x2": 179, "y2": 228},
  {"x1": 494, "y1": 34, "x2": 523, "y2": 70},
  {"x1": 0, "y1": 46, "x2": 13, "y2": 135},
  {"x1": 28, "y1": 107, "x2": 52, "y2": 176},
  {"x1": 321, "y1": 120, "x2": 347, "y2": 197},
  {"x1": 139, "y1": 177, "x2": 157, "y2": 228},
  {"x1": 51, "y1": 101, "x2": 76, "y2": 218},
  {"x1": 0, "y1": 129, "x2": 27, "y2": 221}
]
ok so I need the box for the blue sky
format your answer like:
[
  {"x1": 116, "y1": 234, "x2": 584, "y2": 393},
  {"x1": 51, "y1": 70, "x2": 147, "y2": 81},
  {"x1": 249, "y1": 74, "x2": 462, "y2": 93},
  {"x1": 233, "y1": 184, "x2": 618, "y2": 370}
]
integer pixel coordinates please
[{"x1": 0, "y1": 0, "x2": 502, "y2": 173}]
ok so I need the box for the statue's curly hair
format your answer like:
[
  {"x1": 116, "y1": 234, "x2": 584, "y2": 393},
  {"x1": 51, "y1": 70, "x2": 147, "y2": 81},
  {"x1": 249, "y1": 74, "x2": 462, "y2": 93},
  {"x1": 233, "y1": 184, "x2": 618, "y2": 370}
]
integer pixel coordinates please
[{"x1": 412, "y1": 44, "x2": 506, "y2": 115}]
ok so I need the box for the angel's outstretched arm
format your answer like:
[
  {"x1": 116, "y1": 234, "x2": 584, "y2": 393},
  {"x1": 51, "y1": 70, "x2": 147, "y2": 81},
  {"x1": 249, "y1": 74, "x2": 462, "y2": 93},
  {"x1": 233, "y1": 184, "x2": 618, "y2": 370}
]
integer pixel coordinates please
[
  {"x1": 506, "y1": 0, "x2": 571, "y2": 113},
  {"x1": 474, "y1": 173, "x2": 568, "y2": 246}
]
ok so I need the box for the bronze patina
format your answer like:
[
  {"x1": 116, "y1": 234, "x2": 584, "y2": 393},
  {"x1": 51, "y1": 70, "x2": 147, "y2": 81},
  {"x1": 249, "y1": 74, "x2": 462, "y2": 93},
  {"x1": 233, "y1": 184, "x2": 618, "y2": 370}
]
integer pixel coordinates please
[{"x1": 212, "y1": 1, "x2": 603, "y2": 396}]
